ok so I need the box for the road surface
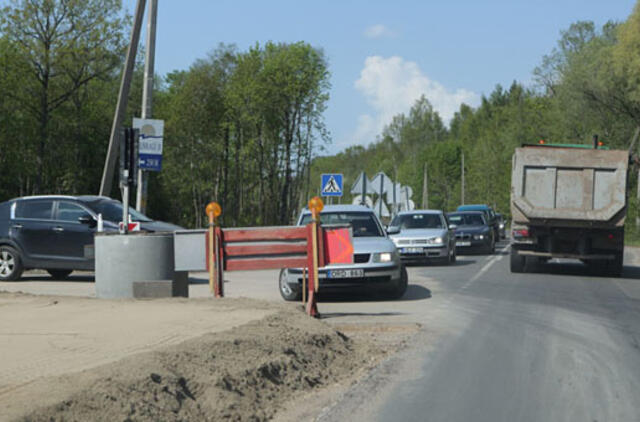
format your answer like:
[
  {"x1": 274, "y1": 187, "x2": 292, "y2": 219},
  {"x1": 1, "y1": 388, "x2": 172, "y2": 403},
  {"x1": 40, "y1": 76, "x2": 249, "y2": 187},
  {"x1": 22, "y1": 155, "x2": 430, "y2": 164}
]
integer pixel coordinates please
[
  {"x1": 2, "y1": 242, "x2": 640, "y2": 421},
  {"x1": 319, "y1": 243, "x2": 640, "y2": 422}
]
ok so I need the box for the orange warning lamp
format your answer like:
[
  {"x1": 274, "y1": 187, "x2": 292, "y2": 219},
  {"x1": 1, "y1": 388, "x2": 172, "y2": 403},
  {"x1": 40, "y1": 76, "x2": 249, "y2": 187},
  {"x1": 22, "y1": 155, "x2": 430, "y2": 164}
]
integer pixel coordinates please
[
  {"x1": 206, "y1": 202, "x2": 222, "y2": 219},
  {"x1": 538, "y1": 139, "x2": 545, "y2": 145},
  {"x1": 308, "y1": 196, "x2": 324, "y2": 218}
]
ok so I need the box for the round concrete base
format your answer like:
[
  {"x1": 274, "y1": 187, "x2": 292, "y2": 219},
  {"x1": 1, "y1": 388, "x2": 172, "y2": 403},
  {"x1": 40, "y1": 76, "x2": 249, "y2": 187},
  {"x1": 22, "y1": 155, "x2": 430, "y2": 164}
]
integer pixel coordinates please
[{"x1": 95, "y1": 232, "x2": 187, "y2": 299}]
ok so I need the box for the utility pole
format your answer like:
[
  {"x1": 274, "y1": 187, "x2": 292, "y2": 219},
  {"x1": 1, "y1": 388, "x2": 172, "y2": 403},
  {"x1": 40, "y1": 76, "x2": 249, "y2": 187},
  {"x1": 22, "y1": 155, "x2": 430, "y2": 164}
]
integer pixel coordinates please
[
  {"x1": 99, "y1": 0, "x2": 147, "y2": 196},
  {"x1": 136, "y1": 0, "x2": 158, "y2": 213},
  {"x1": 422, "y1": 163, "x2": 428, "y2": 209},
  {"x1": 393, "y1": 167, "x2": 398, "y2": 217},
  {"x1": 461, "y1": 151, "x2": 465, "y2": 205}
]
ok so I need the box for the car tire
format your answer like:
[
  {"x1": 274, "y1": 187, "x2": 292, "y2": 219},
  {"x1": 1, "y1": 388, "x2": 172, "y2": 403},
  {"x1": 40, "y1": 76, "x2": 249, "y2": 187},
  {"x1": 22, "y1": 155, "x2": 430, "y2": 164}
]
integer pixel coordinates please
[
  {"x1": 510, "y1": 248, "x2": 525, "y2": 273},
  {"x1": 391, "y1": 266, "x2": 408, "y2": 299},
  {"x1": 47, "y1": 269, "x2": 73, "y2": 279},
  {"x1": 279, "y1": 269, "x2": 301, "y2": 301},
  {"x1": 0, "y1": 245, "x2": 24, "y2": 281},
  {"x1": 449, "y1": 247, "x2": 456, "y2": 264}
]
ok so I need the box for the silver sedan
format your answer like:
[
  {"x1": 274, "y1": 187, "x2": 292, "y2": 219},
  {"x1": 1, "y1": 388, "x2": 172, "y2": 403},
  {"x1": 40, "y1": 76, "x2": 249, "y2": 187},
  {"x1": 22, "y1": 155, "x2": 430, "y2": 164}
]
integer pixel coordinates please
[
  {"x1": 387, "y1": 210, "x2": 456, "y2": 265},
  {"x1": 279, "y1": 205, "x2": 407, "y2": 301}
]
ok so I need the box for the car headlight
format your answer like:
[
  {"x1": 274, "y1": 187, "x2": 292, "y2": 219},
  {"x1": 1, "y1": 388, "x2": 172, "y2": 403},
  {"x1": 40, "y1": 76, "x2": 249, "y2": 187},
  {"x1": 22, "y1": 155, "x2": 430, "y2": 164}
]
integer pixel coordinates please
[
  {"x1": 373, "y1": 252, "x2": 393, "y2": 263},
  {"x1": 473, "y1": 234, "x2": 484, "y2": 240},
  {"x1": 499, "y1": 223, "x2": 505, "y2": 229},
  {"x1": 426, "y1": 236, "x2": 444, "y2": 245}
]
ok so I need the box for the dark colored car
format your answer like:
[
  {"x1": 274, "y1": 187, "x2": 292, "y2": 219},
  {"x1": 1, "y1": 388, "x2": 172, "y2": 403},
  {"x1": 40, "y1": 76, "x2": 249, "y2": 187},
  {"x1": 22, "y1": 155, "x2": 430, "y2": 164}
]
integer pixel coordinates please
[
  {"x1": 0, "y1": 195, "x2": 182, "y2": 281},
  {"x1": 447, "y1": 211, "x2": 495, "y2": 254},
  {"x1": 456, "y1": 204, "x2": 499, "y2": 240}
]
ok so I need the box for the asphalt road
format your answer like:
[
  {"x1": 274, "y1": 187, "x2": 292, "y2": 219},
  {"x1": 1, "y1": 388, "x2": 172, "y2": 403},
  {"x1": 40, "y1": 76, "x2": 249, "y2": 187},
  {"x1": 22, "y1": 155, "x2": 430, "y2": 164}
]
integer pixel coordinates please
[
  {"x1": 2, "y1": 242, "x2": 640, "y2": 421},
  {"x1": 320, "y1": 242, "x2": 640, "y2": 422}
]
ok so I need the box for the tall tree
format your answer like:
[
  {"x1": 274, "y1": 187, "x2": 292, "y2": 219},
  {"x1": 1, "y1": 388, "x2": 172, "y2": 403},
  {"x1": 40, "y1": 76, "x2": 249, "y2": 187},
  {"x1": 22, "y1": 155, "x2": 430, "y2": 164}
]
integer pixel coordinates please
[{"x1": 0, "y1": 0, "x2": 127, "y2": 193}]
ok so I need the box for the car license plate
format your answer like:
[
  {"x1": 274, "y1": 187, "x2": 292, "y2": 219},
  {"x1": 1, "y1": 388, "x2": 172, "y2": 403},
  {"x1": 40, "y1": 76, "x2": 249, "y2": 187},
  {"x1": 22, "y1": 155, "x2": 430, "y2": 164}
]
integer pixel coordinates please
[
  {"x1": 456, "y1": 241, "x2": 471, "y2": 247},
  {"x1": 402, "y1": 247, "x2": 423, "y2": 254},
  {"x1": 328, "y1": 269, "x2": 364, "y2": 278}
]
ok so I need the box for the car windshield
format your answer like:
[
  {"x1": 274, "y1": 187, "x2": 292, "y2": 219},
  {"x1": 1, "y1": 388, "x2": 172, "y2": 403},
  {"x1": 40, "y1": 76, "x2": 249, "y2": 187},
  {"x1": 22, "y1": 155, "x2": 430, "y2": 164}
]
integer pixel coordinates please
[
  {"x1": 448, "y1": 213, "x2": 486, "y2": 226},
  {"x1": 390, "y1": 213, "x2": 443, "y2": 229},
  {"x1": 86, "y1": 200, "x2": 153, "y2": 222},
  {"x1": 299, "y1": 212, "x2": 382, "y2": 237}
]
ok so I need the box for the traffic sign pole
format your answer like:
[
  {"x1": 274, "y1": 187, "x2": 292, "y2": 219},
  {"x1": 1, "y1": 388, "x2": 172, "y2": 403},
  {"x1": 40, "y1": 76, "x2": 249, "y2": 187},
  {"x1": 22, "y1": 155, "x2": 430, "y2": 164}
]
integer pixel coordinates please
[{"x1": 136, "y1": 0, "x2": 158, "y2": 214}]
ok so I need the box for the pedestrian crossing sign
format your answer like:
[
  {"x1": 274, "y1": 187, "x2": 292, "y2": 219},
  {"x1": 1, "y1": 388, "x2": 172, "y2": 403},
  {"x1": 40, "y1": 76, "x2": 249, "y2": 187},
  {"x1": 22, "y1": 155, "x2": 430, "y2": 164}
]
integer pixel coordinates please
[{"x1": 321, "y1": 174, "x2": 343, "y2": 197}]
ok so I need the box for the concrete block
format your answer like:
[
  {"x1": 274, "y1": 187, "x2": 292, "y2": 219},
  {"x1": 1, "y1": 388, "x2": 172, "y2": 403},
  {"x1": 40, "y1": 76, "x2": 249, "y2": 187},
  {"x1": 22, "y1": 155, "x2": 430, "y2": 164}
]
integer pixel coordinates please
[{"x1": 133, "y1": 280, "x2": 173, "y2": 298}]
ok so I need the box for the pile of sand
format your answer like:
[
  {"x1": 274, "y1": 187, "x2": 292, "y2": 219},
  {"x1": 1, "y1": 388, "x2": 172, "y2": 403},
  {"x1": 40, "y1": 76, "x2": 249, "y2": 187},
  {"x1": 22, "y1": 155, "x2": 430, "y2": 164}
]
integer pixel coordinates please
[{"x1": 18, "y1": 307, "x2": 382, "y2": 421}]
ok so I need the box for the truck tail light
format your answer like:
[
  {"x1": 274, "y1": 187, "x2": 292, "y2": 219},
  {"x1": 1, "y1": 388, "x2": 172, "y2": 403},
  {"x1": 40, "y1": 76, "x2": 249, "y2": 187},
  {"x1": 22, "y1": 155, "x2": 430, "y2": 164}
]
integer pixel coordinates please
[
  {"x1": 608, "y1": 233, "x2": 614, "y2": 240},
  {"x1": 512, "y1": 229, "x2": 529, "y2": 238}
]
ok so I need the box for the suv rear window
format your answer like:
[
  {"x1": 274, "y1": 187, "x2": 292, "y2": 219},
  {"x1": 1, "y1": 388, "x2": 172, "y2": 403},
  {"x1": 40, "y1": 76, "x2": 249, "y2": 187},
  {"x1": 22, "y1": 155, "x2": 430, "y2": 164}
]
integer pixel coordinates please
[{"x1": 14, "y1": 200, "x2": 54, "y2": 220}]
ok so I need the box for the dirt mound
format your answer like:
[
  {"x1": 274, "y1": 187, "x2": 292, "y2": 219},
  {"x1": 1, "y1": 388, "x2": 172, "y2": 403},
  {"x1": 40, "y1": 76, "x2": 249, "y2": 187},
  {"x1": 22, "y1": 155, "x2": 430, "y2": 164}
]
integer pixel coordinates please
[{"x1": 19, "y1": 307, "x2": 382, "y2": 421}]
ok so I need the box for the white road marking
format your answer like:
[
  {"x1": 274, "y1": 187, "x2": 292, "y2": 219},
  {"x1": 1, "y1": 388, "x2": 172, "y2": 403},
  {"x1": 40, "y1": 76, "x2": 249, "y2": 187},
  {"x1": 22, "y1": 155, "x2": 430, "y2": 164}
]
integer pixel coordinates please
[{"x1": 461, "y1": 243, "x2": 510, "y2": 290}]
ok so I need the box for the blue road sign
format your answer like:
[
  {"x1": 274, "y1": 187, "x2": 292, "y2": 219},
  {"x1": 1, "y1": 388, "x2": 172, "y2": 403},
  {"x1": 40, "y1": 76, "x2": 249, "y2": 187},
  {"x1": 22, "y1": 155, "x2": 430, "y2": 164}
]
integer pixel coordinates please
[
  {"x1": 139, "y1": 154, "x2": 162, "y2": 171},
  {"x1": 138, "y1": 134, "x2": 163, "y2": 171},
  {"x1": 321, "y1": 174, "x2": 343, "y2": 197}
]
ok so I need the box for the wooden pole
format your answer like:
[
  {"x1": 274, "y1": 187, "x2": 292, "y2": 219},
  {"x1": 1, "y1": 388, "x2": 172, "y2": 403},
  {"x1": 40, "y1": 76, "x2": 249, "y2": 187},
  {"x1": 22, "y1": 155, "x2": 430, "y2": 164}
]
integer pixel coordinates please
[
  {"x1": 461, "y1": 151, "x2": 465, "y2": 205},
  {"x1": 312, "y1": 217, "x2": 319, "y2": 293},
  {"x1": 422, "y1": 163, "x2": 428, "y2": 209},
  {"x1": 208, "y1": 212, "x2": 215, "y2": 294},
  {"x1": 99, "y1": 0, "x2": 147, "y2": 196}
]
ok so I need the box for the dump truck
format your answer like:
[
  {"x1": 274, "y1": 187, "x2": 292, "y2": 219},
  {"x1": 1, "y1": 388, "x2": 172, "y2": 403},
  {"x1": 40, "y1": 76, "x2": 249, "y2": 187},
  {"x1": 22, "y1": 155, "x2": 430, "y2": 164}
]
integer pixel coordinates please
[{"x1": 510, "y1": 141, "x2": 629, "y2": 276}]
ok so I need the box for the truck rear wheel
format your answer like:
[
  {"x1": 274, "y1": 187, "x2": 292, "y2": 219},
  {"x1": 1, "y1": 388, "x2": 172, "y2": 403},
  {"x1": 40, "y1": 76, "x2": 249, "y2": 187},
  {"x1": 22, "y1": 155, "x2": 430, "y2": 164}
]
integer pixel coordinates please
[{"x1": 510, "y1": 248, "x2": 525, "y2": 273}]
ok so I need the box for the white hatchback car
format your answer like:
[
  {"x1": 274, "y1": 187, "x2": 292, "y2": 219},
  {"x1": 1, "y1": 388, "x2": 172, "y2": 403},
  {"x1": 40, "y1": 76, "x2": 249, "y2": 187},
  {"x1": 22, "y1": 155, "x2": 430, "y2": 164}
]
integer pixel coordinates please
[{"x1": 278, "y1": 205, "x2": 407, "y2": 301}]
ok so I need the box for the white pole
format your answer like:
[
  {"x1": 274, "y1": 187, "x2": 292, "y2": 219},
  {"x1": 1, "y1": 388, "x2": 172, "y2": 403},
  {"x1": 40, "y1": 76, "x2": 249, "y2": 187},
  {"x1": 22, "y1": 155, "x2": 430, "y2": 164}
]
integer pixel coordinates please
[{"x1": 136, "y1": 0, "x2": 158, "y2": 213}]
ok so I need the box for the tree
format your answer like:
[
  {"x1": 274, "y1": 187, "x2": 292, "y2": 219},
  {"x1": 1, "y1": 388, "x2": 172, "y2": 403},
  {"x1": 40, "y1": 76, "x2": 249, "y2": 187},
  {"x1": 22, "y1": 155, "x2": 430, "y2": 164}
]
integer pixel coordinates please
[{"x1": 0, "y1": 0, "x2": 127, "y2": 193}]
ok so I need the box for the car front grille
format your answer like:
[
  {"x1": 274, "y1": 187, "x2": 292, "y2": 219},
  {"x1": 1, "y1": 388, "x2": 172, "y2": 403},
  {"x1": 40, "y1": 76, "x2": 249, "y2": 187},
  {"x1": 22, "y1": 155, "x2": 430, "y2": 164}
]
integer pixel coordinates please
[
  {"x1": 396, "y1": 239, "x2": 428, "y2": 245},
  {"x1": 455, "y1": 233, "x2": 472, "y2": 241},
  {"x1": 354, "y1": 253, "x2": 370, "y2": 263}
]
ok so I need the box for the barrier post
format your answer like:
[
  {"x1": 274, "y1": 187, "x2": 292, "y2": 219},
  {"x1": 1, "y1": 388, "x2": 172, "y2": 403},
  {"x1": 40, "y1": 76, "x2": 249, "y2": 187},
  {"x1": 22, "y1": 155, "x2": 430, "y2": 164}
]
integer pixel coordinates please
[
  {"x1": 214, "y1": 226, "x2": 224, "y2": 297},
  {"x1": 206, "y1": 202, "x2": 222, "y2": 296},
  {"x1": 306, "y1": 196, "x2": 324, "y2": 317}
]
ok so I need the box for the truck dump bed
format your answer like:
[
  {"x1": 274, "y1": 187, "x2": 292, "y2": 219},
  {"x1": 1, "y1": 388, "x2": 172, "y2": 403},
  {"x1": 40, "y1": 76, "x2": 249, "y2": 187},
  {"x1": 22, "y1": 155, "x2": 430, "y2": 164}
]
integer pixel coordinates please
[{"x1": 511, "y1": 146, "x2": 628, "y2": 227}]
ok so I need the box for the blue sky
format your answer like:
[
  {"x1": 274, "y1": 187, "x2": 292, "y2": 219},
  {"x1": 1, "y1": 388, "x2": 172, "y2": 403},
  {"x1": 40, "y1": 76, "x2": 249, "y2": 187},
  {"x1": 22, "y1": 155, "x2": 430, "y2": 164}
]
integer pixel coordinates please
[{"x1": 126, "y1": 0, "x2": 636, "y2": 154}]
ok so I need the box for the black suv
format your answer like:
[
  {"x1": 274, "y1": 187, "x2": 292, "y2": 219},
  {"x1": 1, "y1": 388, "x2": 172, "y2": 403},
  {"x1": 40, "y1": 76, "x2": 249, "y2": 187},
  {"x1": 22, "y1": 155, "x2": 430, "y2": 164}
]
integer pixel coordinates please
[{"x1": 0, "y1": 195, "x2": 182, "y2": 281}]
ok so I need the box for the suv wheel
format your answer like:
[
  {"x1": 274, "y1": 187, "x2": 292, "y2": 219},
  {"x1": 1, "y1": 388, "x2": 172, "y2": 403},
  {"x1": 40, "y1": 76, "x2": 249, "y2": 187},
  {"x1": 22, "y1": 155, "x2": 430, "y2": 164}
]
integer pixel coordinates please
[
  {"x1": 0, "y1": 246, "x2": 24, "y2": 281},
  {"x1": 279, "y1": 269, "x2": 301, "y2": 301},
  {"x1": 47, "y1": 269, "x2": 73, "y2": 279}
]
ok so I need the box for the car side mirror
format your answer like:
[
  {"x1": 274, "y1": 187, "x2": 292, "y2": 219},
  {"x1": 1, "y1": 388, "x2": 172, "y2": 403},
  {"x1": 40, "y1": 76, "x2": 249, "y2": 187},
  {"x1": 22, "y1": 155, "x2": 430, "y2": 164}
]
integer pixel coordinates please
[
  {"x1": 79, "y1": 215, "x2": 97, "y2": 228},
  {"x1": 448, "y1": 224, "x2": 457, "y2": 230},
  {"x1": 386, "y1": 226, "x2": 400, "y2": 235}
]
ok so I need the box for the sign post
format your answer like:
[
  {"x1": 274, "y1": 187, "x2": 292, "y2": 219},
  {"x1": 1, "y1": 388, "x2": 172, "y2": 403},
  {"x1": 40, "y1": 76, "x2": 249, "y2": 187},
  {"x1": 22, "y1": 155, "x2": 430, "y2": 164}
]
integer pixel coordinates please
[
  {"x1": 119, "y1": 128, "x2": 138, "y2": 234},
  {"x1": 206, "y1": 202, "x2": 222, "y2": 297},
  {"x1": 307, "y1": 196, "x2": 323, "y2": 317}
]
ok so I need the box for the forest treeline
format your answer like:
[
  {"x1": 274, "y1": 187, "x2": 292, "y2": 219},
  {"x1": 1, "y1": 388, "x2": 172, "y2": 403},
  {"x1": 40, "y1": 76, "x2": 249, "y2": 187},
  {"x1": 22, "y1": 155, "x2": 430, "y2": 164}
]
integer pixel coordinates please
[
  {"x1": 0, "y1": 0, "x2": 329, "y2": 228},
  {"x1": 2, "y1": 0, "x2": 640, "y2": 230},
  {"x1": 313, "y1": 9, "x2": 640, "y2": 230}
]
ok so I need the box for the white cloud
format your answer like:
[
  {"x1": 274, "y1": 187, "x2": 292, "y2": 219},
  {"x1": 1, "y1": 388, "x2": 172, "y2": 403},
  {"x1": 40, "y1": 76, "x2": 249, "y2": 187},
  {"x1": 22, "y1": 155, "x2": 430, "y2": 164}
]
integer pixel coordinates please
[
  {"x1": 363, "y1": 24, "x2": 394, "y2": 39},
  {"x1": 350, "y1": 56, "x2": 479, "y2": 145}
]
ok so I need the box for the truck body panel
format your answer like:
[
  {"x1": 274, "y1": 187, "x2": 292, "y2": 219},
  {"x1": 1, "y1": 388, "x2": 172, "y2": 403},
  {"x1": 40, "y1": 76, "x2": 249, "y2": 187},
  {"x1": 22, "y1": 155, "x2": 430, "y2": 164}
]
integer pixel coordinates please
[
  {"x1": 510, "y1": 145, "x2": 628, "y2": 275},
  {"x1": 511, "y1": 147, "x2": 628, "y2": 228}
]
